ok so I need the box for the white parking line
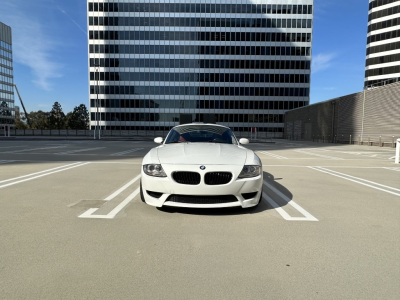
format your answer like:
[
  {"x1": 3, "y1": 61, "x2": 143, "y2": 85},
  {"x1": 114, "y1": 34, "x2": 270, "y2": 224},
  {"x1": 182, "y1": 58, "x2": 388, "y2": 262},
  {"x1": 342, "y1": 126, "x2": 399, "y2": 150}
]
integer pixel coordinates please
[
  {"x1": 258, "y1": 151, "x2": 288, "y2": 159},
  {"x1": 111, "y1": 148, "x2": 144, "y2": 156},
  {"x1": 79, "y1": 175, "x2": 141, "y2": 219},
  {"x1": 316, "y1": 167, "x2": 400, "y2": 191},
  {"x1": 1, "y1": 146, "x2": 67, "y2": 154},
  {"x1": 0, "y1": 162, "x2": 90, "y2": 189},
  {"x1": 55, "y1": 147, "x2": 105, "y2": 155},
  {"x1": 104, "y1": 175, "x2": 142, "y2": 200},
  {"x1": 294, "y1": 150, "x2": 344, "y2": 160},
  {"x1": 335, "y1": 151, "x2": 394, "y2": 159},
  {"x1": 79, "y1": 175, "x2": 318, "y2": 220},
  {"x1": 384, "y1": 167, "x2": 400, "y2": 172},
  {"x1": 91, "y1": 162, "x2": 142, "y2": 165},
  {"x1": 305, "y1": 148, "x2": 331, "y2": 152},
  {"x1": 0, "y1": 146, "x2": 27, "y2": 149},
  {"x1": 308, "y1": 167, "x2": 400, "y2": 197},
  {"x1": 251, "y1": 143, "x2": 274, "y2": 146},
  {"x1": 0, "y1": 162, "x2": 82, "y2": 184},
  {"x1": 79, "y1": 189, "x2": 140, "y2": 219},
  {"x1": 0, "y1": 160, "x2": 15, "y2": 164},
  {"x1": 262, "y1": 180, "x2": 318, "y2": 221},
  {"x1": 262, "y1": 193, "x2": 292, "y2": 219}
]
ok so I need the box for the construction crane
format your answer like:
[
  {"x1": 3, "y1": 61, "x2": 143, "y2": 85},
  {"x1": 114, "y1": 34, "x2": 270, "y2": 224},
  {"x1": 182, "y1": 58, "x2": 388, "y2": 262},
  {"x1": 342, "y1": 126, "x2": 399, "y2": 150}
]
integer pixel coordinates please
[{"x1": 13, "y1": 84, "x2": 32, "y2": 127}]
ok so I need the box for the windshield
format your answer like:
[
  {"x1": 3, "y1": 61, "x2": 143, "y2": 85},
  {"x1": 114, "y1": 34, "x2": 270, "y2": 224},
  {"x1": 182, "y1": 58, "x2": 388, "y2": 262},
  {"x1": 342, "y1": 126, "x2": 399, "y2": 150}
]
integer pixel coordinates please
[{"x1": 164, "y1": 125, "x2": 238, "y2": 144}]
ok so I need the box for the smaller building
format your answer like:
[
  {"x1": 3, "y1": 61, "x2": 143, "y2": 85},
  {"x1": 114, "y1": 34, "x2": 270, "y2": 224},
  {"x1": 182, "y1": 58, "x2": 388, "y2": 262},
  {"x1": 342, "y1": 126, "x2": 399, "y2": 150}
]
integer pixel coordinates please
[
  {"x1": 285, "y1": 81, "x2": 400, "y2": 145},
  {"x1": 0, "y1": 21, "x2": 15, "y2": 132}
]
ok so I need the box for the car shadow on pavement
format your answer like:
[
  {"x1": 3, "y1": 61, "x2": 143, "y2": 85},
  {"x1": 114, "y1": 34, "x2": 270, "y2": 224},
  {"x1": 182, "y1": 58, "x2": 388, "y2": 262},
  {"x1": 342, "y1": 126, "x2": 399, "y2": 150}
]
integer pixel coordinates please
[{"x1": 156, "y1": 171, "x2": 292, "y2": 216}]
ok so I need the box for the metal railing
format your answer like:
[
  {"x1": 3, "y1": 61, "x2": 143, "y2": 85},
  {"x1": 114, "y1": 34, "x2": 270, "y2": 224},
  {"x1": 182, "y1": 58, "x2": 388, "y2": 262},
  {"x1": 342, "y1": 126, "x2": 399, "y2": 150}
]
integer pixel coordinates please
[{"x1": 365, "y1": 78, "x2": 399, "y2": 90}]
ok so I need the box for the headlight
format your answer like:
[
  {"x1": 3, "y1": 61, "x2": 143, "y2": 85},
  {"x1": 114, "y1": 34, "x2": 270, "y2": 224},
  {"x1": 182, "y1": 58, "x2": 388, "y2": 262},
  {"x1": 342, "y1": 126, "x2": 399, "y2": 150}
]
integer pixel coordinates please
[
  {"x1": 143, "y1": 164, "x2": 167, "y2": 177},
  {"x1": 238, "y1": 165, "x2": 261, "y2": 178}
]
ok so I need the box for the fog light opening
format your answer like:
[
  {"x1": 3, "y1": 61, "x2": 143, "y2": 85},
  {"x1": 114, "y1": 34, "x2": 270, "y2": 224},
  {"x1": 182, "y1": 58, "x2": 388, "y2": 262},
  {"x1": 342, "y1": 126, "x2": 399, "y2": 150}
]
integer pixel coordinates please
[
  {"x1": 147, "y1": 191, "x2": 163, "y2": 199},
  {"x1": 242, "y1": 192, "x2": 258, "y2": 200}
]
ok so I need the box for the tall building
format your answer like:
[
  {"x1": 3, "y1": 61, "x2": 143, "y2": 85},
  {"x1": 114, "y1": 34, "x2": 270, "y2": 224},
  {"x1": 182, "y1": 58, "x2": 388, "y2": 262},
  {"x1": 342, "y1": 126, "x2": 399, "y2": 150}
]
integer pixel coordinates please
[
  {"x1": 0, "y1": 22, "x2": 15, "y2": 129},
  {"x1": 87, "y1": 0, "x2": 313, "y2": 136},
  {"x1": 14, "y1": 105, "x2": 20, "y2": 119},
  {"x1": 365, "y1": 0, "x2": 400, "y2": 88}
]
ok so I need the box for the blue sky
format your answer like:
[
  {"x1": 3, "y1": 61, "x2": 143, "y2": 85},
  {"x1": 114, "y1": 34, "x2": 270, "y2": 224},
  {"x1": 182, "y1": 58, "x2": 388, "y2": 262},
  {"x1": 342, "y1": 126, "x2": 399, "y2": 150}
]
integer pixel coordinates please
[{"x1": 0, "y1": 0, "x2": 369, "y2": 113}]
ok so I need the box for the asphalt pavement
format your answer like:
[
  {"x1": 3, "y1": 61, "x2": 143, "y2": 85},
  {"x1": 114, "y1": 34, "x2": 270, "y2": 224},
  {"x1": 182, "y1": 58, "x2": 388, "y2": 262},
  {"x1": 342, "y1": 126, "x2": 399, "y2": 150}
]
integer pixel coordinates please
[{"x1": 0, "y1": 139, "x2": 399, "y2": 299}]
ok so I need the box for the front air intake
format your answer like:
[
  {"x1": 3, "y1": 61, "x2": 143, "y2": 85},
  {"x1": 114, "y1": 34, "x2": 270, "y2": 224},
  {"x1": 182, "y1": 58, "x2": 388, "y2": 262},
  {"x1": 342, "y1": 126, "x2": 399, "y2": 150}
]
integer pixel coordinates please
[{"x1": 166, "y1": 194, "x2": 238, "y2": 204}]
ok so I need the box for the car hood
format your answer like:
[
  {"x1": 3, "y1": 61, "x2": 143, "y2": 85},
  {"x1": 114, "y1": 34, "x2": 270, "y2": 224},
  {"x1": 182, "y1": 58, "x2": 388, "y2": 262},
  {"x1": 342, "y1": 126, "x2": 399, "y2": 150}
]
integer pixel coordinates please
[{"x1": 157, "y1": 143, "x2": 247, "y2": 165}]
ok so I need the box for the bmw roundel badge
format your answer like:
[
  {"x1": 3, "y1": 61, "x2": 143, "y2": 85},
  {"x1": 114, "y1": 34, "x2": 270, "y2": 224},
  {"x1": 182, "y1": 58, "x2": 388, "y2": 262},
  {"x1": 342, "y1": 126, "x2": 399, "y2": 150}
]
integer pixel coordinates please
[{"x1": 200, "y1": 165, "x2": 206, "y2": 170}]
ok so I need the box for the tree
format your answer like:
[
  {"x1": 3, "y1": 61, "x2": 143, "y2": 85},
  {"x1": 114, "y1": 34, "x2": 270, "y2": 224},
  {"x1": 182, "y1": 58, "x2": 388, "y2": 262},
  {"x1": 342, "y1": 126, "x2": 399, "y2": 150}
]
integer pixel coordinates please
[
  {"x1": 48, "y1": 102, "x2": 66, "y2": 129},
  {"x1": 29, "y1": 110, "x2": 50, "y2": 129},
  {"x1": 65, "y1": 112, "x2": 73, "y2": 129},
  {"x1": 66, "y1": 104, "x2": 89, "y2": 130}
]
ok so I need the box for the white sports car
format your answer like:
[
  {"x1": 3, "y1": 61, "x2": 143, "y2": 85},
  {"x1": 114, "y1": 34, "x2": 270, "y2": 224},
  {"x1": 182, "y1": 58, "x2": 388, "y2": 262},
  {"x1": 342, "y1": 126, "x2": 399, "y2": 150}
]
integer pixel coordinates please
[{"x1": 140, "y1": 123, "x2": 263, "y2": 208}]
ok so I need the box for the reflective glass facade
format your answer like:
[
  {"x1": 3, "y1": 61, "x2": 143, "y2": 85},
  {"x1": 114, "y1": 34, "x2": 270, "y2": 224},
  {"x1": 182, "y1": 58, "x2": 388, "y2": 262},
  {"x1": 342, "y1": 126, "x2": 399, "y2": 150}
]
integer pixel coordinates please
[
  {"x1": 365, "y1": 0, "x2": 400, "y2": 88},
  {"x1": 0, "y1": 22, "x2": 14, "y2": 127},
  {"x1": 87, "y1": 0, "x2": 313, "y2": 135}
]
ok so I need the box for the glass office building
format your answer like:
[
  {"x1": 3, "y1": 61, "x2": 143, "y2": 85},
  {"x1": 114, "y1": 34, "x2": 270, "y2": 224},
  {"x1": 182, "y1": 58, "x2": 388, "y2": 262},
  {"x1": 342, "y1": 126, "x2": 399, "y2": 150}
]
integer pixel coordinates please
[
  {"x1": 0, "y1": 22, "x2": 14, "y2": 128},
  {"x1": 365, "y1": 0, "x2": 400, "y2": 88},
  {"x1": 87, "y1": 0, "x2": 313, "y2": 136}
]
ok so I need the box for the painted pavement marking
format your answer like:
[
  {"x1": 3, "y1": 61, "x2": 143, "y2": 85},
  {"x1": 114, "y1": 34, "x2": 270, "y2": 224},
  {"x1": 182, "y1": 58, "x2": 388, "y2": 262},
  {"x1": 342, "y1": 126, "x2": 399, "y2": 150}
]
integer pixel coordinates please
[
  {"x1": 262, "y1": 180, "x2": 318, "y2": 221},
  {"x1": 0, "y1": 162, "x2": 90, "y2": 189},
  {"x1": 294, "y1": 150, "x2": 344, "y2": 160},
  {"x1": 1, "y1": 146, "x2": 67, "y2": 154},
  {"x1": 78, "y1": 175, "x2": 141, "y2": 219},
  {"x1": 308, "y1": 166, "x2": 400, "y2": 197},
  {"x1": 79, "y1": 175, "x2": 318, "y2": 221},
  {"x1": 258, "y1": 151, "x2": 288, "y2": 160},
  {"x1": 383, "y1": 167, "x2": 400, "y2": 172},
  {"x1": 110, "y1": 148, "x2": 144, "y2": 156},
  {"x1": 0, "y1": 160, "x2": 16, "y2": 165},
  {"x1": 55, "y1": 147, "x2": 105, "y2": 155},
  {"x1": 0, "y1": 146, "x2": 27, "y2": 149}
]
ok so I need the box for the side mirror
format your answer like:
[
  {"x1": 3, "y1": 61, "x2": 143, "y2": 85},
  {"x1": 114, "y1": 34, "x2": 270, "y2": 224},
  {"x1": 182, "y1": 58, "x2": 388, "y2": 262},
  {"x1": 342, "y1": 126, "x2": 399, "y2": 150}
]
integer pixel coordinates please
[
  {"x1": 239, "y1": 138, "x2": 249, "y2": 145},
  {"x1": 154, "y1": 137, "x2": 163, "y2": 144}
]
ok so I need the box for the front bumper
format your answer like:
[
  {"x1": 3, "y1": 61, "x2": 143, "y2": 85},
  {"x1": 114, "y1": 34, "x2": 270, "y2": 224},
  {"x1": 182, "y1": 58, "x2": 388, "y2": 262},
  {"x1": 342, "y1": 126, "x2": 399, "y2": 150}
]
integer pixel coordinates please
[{"x1": 141, "y1": 164, "x2": 263, "y2": 208}]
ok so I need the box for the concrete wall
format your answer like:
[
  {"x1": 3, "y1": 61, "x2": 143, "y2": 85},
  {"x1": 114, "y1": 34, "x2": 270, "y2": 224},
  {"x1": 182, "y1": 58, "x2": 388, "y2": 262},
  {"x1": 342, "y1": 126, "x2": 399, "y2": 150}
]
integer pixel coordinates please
[
  {"x1": 0, "y1": 129, "x2": 272, "y2": 139},
  {"x1": 285, "y1": 99, "x2": 337, "y2": 142},
  {"x1": 285, "y1": 82, "x2": 400, "y2": 145}
]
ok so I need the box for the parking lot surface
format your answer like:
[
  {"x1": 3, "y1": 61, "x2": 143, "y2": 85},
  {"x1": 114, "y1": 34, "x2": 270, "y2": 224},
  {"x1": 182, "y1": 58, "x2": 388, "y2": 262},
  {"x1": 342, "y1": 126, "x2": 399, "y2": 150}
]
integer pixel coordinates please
[{"x1": 0, "y1": 139, "x2": 399, "y2": 299}]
